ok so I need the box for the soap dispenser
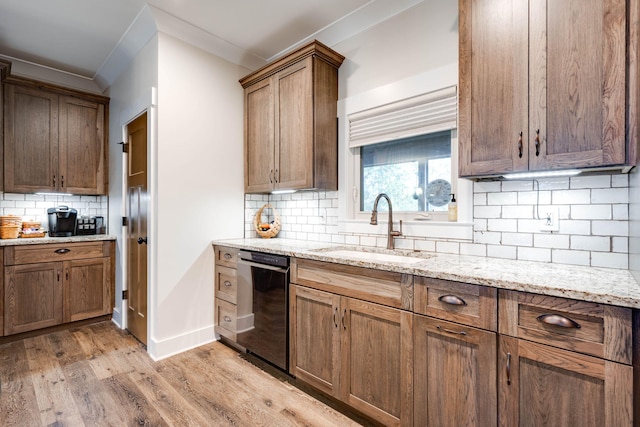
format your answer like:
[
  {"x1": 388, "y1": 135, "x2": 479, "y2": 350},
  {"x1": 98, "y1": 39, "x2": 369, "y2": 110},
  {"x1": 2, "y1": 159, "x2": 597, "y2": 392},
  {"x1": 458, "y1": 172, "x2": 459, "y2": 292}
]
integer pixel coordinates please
[{"x1": 448, "y1": 193, "x2": 457, "y2": 221}]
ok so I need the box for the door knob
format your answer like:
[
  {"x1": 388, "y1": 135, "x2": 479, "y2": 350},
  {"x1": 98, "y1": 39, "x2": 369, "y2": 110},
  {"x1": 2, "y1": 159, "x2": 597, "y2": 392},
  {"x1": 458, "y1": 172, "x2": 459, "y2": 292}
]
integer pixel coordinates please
[{"x1": 137, "y1": 237, "x2": 148, "y2": 245}]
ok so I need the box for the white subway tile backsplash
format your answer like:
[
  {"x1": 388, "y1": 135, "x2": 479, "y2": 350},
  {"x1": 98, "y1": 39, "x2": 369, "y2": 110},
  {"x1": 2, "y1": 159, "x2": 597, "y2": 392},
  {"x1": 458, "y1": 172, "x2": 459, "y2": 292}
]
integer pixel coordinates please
[
  {"x1": 488, "y1": 219, "x2": 518, "y2": 232},
  {"x1": 487, "y1": 244, "x2": 517, "y2": 259},
  {"x1": 571, "y1": 235, "x2": 610, "y2": 252},
  {"x1": 415, "y1": 239, "x2": 436, "y2": 252},
  {"x1": 612, "y1": 174, "x2": 629, "y2": 187},
  {"x1": 488, "y1": 192, "x2": 518, "y2": 206},
  {"x1": 612, "y1": 204, "x2": 628, "y2": 220},
  {"x1": 436, "y1": 241, "x2": 460, "y2": 254},
  {"x1": 612, "y1": 237, "x2": 628, "y2": 253},
  {"x1": 552, "y1": 189, "x2": 590, "y2": 205},
  {"x1": 570, "y1": 175, "x2": 611, "y2": 189},
  {"x1": 571, "y1": 205, "x2": 611, "y2": 220},
  {"x1": 534, "y1": 233, "x2": 570, "y2": 249},
  {"x1": 501, "y1": 180, "x2": 533, "y2": 192},
  {"x1": 591, "y1": 220, "x2": 628, "y2": 237},
  {"x1": 552, "y1": 249, "x2": 590, "y2": 266},
  {"x1": 591, "y1": 252, "x2": 628, "y2": 269},
  {"x1": 244, "y1": 170, "x2": 630, "y2": 269},
  {"x1": 502, "y1": 205, "x2": 533, "y2": 219},
  {"x1": 518, "y1": 247, "x2": 551, "y2": 263},
  {"x1": 558, "y1": 220, "x2": 591, "y2": 235},
  {"x1": 474, "y1": 205, "x2": 502, "y2": 219},
  {"x1": 591, "y1": 188, "x2": 628, "y2": 204},
  {"x1": 460, "y1": 243, "x2": 487, "y2": 257},
  {"x1": 501, "y1": 232, "x2": 533, "y2": 247},
  {"x1": 474, "y1": 181, "x2": 501, "y2": 193},
  {"x1": 538, "y1": 177, "x2": 570, "y2": 190}
]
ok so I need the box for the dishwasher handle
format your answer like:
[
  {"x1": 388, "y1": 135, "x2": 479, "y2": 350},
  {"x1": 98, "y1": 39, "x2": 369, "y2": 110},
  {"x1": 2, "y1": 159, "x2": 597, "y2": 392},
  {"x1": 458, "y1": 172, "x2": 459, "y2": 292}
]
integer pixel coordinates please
[{"x1": 238, "y1": 258, "x2": 290, "y2": 274}]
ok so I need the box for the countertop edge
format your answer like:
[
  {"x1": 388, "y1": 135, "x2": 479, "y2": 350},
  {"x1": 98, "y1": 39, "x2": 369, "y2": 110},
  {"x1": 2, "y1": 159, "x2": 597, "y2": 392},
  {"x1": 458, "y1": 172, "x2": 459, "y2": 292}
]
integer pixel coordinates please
[
  {"x1": 0, "y1": 235, "x2": 117, "y2": 246},
  {"x1": 213, "y1": 238, "x2": 640, "y2": 309}
]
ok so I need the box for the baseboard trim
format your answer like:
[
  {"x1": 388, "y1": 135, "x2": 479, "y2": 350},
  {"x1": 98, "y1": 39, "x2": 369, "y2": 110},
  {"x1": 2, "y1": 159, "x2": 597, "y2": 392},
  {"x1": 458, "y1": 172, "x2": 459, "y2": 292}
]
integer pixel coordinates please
[{"x1": 147, "y1": 324, "x2": 216, "y2": 361}]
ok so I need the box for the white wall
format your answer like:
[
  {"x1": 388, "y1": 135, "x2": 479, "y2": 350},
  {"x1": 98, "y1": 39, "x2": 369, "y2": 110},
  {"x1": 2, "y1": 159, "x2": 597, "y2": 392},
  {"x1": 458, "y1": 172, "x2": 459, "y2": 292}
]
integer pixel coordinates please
[
  {"x1": 153, "y1": 32, "x2": 246, "y2": 359},
  {"x1": 334, "y1": 0, "x2": 458, "y2": 100},
  {"x1": 106, "y1": 34, "x2": 159, "y2": 328}
]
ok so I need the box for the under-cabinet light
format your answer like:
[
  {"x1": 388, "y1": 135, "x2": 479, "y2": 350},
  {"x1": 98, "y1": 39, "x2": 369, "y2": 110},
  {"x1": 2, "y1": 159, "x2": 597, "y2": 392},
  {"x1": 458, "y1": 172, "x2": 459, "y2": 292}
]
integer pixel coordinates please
[
  {"x1": 502, "y1": 170, "x2": 581, "y2": 180},
  {"x1": 35, "y1": 192, "x2": 74, "y2": 196},
  {"x1": 271, "y1": 189, "x2": 297, "y2": 194}
]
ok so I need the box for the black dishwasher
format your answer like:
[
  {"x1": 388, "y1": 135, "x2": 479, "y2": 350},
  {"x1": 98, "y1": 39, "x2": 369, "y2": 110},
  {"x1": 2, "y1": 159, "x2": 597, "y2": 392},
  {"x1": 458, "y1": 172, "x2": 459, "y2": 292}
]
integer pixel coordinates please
[{"x1": 236, "y1": 250, "x2": 290, "y2": 371}]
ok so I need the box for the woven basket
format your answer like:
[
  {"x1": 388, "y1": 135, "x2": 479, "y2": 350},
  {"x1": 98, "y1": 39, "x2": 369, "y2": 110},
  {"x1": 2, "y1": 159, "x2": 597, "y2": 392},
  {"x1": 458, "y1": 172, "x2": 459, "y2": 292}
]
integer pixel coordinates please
[
  {"x1": 0, "y1": 215, "x2": 22, "y2": 228},
  {"x1": 254, "y1": 204, "x2": 281, "y2": 238},
  {"x1": 0, "y1": 225, "x2": 20, "y2": 239}
]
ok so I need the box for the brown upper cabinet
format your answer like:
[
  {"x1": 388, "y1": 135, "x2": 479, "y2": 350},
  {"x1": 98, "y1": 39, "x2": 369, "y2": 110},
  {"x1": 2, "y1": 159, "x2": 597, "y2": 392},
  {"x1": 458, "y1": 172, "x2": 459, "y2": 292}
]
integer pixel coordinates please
[
  {"x1": 4, "y1": 77, "x2": 109, "y2": 195},
  {"x1": 459, "y1": 0, "x2": 637, "y2": 177},
  {"x1": 240, "y1": 40, "x2": 344, "y2": 193}
]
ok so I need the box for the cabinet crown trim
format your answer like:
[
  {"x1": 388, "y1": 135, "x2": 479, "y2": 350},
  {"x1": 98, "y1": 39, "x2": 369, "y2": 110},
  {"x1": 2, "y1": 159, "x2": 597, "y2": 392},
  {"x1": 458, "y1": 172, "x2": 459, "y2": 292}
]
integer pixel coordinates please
[{"x1": 239, "y1": 39, "x2": 345, "y2": 88}]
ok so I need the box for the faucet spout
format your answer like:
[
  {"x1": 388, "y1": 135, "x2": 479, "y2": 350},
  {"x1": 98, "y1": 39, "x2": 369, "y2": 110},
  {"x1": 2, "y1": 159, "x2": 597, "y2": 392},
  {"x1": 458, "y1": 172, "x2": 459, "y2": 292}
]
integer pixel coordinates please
[{"x1": 370, "y1": 193, "x2": 403, "y2": 250}]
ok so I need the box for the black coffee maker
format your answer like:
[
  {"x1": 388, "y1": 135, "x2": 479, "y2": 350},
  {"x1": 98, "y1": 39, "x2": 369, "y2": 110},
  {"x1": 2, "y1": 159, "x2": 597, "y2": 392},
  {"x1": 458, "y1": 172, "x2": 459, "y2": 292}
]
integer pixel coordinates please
[{"x1": 47, "y1": 206, "x2": 78, "y2": 237}]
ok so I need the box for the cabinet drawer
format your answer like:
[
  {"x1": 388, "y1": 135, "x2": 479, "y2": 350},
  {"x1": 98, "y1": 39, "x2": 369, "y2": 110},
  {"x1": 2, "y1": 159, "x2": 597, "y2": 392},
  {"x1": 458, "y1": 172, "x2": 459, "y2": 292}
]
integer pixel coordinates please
[
  {"x1": 292, "y1": 258, "x2": 411, "y2": 310},
  {"x1": 215, "y1": 266, "x2": 237, "y2": 304},
  {"x1": 498, "y1": 290, "x2": 632, "y2": 364},
  {"x1": 215, "y1": 298, "x2": 237, "y2": 340},
  {"x1": 414, "y1": 277, "x2": 497, "y2": 331},
  {"x1": 214, "y1": 246, "x2": 239, "y2": 268},
  {"x1": 5, "y1": 242, "x2": 108, "y2": 265}
]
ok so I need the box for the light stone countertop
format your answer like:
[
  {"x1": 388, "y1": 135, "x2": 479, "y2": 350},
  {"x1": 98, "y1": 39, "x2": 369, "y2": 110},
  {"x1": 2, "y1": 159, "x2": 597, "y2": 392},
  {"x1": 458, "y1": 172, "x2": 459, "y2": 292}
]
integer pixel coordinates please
[
  {"x1": 0, "y1": 234, "x2": 116, "y2": 246},
  {"x1": 213, "y1": 237, "x2": 640, "y2": 309}
]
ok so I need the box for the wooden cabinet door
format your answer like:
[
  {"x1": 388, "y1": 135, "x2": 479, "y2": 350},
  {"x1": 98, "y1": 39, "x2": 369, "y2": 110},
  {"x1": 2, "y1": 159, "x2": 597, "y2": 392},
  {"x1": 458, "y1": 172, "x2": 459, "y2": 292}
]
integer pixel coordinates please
[
  {"x1": 59, "y1": 96, "x2": 106, "y2": 194},
  {"x1": 289, "y1": 284, "x2": 341, "y2": 396},
  {"x1": 498, "y1": 336, "x2": 633, "y2": 427},
  {"x1": 4, "y1": 262, "x2": 63, "y2": 335},
  {"x1": 63, "y1": 257, "x2": 111, "y2": 323},
  {"x1": 341, "y1": 297, "x2": 413, "y2": 427},
  {"x1": 458, "y1": 0, "x2": 529, "y2": 177},
  {"x1": 4, "y1": 84, "x2": 59, "y2": 192},
  {"x1": 528, "y1": 0, "x2": 626, "y2": 170},
  {"x1": 274, "y1": 57, "x2": 313, "y2": 190},
  {"x1": 244, "y1": 77, "x2": 275, "y2": 193},
  {"x1": 414, "y1": 315, "x2": 496, "y2": 427}
]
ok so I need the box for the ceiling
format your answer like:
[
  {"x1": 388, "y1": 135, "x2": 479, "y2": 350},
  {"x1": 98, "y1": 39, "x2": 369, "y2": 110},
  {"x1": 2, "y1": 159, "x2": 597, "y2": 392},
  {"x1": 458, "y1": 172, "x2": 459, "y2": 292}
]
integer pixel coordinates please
[{"x1": 0, "y1": 0, "x2": 422, "y2": 89}]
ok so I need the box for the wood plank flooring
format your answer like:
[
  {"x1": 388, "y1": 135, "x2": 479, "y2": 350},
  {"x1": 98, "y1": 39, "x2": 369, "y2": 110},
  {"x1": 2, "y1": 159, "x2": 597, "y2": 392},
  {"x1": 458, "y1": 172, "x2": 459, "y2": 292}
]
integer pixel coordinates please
[{"x1": 0, "y1": 321, "x2": 367, "y2": 427}]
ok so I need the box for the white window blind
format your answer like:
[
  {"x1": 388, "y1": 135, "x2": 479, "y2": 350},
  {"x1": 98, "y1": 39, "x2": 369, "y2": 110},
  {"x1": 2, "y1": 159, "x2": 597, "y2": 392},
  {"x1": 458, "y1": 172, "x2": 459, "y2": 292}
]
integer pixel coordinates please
[{"x1": 348, "y1": 85, "x2": 457, "y2": 148}]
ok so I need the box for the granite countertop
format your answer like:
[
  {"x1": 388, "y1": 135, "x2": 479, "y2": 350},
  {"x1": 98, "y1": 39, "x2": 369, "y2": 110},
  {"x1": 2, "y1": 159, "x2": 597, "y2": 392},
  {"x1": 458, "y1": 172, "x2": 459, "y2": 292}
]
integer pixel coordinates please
[
  {"x1": 0, "y1": 234, "x2": 116, "y2": 246},
  {"x1": 213, "y1": 237, "x2": 640, "y2": 309}
]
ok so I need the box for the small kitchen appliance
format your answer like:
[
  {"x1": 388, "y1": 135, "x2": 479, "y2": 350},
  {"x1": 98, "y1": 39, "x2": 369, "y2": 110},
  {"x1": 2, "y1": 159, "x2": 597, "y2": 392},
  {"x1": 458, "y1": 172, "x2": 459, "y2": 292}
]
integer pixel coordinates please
[
  {"x1": 47, "y1": 206, "x2": 78, "y2": 237},
  {"x1": 76, "y1": 216, "x2": 105, "y2": 235}
]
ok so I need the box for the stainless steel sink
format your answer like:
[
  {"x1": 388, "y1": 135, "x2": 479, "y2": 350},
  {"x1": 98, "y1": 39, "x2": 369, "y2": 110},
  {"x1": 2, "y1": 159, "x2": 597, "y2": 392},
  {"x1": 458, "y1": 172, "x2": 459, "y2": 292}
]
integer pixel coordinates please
[{"x1": 311, "y1": 247, "x2": 432, "y2": 265}]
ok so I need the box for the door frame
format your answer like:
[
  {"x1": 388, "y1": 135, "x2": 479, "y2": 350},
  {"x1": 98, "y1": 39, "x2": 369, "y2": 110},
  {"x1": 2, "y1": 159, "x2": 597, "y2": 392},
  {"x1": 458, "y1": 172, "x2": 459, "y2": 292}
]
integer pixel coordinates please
[{"x1": 118, "y1": 87, "x2": 158, "y2": 351}]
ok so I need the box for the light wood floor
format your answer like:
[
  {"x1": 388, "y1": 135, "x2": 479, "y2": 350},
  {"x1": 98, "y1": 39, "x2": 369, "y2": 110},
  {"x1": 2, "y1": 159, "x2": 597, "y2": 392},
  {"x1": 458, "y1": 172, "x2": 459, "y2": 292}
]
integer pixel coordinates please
[{"x1": 0, "y1": 321, "x2": 367, "y2": 427}]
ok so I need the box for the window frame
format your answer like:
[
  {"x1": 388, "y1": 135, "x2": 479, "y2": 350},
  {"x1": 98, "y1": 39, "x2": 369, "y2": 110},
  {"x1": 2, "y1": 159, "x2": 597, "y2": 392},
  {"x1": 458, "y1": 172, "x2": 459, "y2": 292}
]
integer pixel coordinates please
[{"x1": 337, "y1": 66, "x2": 474, "y2": 241}]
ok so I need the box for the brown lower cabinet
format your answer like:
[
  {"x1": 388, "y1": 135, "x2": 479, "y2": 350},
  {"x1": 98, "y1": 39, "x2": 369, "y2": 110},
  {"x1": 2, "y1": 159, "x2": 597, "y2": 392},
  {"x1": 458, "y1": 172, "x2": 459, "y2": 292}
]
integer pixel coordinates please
[
  {"x1": 498, "y1": 336, "x2": 633, "y2": 427},
  {"x1": 4, "y1": 241, "x2": 114, "y2": 336},
  {"x1": 414, "y1": 315, "x2": 497, "y2": 426},
  {"x1": 290, "y1": 284, "x2": 413, "y2": 427}
]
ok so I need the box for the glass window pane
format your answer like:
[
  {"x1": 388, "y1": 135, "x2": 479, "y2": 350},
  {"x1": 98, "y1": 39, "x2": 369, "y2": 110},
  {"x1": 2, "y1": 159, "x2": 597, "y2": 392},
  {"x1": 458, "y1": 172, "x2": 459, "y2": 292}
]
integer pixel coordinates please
[{"x1": 360, "y1": 131, "x2": 451, "y2": 212}]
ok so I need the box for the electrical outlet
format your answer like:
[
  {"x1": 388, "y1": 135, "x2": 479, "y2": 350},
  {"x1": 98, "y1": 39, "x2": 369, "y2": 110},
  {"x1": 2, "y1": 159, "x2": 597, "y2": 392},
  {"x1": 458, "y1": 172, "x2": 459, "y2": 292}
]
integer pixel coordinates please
[{"x1": 539, "y1": 207, "x2": 559, "y2": 232}]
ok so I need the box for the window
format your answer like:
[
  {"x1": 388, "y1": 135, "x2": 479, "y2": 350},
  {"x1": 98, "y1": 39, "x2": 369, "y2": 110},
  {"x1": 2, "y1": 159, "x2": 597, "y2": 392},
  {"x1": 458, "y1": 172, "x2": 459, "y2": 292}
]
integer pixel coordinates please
[
  {"x1": 347, "y1": 85, "x2": 457, "y2": 220},
  {"x1": 360, "y1": 131, "x2": 452, "y2": 212}
]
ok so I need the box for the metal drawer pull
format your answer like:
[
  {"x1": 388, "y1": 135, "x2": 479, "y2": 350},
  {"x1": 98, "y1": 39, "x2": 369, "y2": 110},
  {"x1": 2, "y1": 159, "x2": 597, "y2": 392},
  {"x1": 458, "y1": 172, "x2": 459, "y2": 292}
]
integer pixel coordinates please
[
  {"x1": 333, "y1": 307, "x2": 338, "y2": 328},
  {"x1": 438, "y1": 294, "x2": 467, "y2": 306},
  {"x1": 223, "y1": 281, "x2": 232, "y2": 287},
  {"x1": 506, "y1": 352, "x2": 512, "y2": 385},
  {"x1": 436, "y1": 325, "x2": 467, "y2": 336},
  {"x1": 517, "y1": 131, "x2": 523, "y2": 158},
  {"x1": 223, "y1": 253, "x2": 232, "y2": 260},
  {"x1": 54, "y1": 248, "x2": 71, "y2": 254},
  {"x1": 223, "y1": 315, "x2": 232, "y2": 323},
  {"x1": 536, "y1": 313, "x2": 581, "y2": 329}
]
